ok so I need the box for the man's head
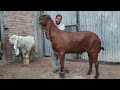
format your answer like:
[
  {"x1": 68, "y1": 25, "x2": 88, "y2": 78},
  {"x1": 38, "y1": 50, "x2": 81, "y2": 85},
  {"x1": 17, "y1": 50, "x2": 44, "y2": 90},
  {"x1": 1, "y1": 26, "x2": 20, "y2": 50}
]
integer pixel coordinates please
[{"x1": 55, "y1": 14, "x2": 62, "y2": 25}]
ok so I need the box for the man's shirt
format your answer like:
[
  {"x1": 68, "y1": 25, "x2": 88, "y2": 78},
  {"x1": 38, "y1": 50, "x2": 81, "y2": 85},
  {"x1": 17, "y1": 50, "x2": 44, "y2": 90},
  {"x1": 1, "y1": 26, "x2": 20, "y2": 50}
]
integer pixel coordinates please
[{"x1": 54, "y1": 22, "x2": 65, "y2": 31}]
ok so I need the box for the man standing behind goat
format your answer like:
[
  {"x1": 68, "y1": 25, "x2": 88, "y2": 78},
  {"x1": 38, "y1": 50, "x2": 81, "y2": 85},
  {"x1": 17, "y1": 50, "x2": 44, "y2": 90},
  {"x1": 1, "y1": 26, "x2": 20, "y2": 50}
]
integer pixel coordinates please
[{"x1": 50, "y1": 14, "x2": 69, "y2": 73}]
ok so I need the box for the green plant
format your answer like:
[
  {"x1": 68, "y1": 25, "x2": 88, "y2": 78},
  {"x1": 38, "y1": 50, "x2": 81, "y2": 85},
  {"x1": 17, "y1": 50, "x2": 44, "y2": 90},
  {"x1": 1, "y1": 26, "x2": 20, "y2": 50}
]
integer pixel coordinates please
[
  {"x1": 39, "y1": 11, "x2": 45, "y2": 36},
  {"x1": 40, "y1": 11, "x2": 44, "y2": 16}
]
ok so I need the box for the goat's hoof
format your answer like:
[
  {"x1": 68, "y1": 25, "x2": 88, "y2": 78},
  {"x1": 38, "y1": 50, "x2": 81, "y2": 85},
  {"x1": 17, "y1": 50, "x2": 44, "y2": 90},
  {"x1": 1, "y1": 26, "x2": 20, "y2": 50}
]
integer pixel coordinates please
[
  {"x1": 64, "y1": 69, "x2": 69, "y2": 73},
  {"x1": 94, "y1": 74, "x2": 99, "y2": 79},
  {"x1": 20, "y1": 65, "x2": 29, "y2": 67},
  {"x1": 94, "y1": 76, "x2": 98, "y2": 79},
  {"x1": 59, "y1": 72, "x2": 65, "y2": 79},
  {"x1": 25, "y1": 65, "x2": 30, "y2": 67},
  {"x1": 87, "y1": 72, "x2": 91, "y2": 75},
  {"x1": 20, "y1": 65, "x2": 25, "y2": 67},
  {"x1": 53, "y1": 69, "x2": 59, "y2": 73},
  {"x1": 87, "y1": 71, "x2": 92, "y2": 75}
]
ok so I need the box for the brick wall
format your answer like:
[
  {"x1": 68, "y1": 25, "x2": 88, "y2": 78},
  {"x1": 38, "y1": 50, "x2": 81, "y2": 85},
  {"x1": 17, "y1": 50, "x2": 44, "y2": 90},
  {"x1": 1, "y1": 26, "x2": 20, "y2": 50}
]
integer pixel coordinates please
[{"x1": 3, "y1": 11, "x2": 35, "y2": 62}]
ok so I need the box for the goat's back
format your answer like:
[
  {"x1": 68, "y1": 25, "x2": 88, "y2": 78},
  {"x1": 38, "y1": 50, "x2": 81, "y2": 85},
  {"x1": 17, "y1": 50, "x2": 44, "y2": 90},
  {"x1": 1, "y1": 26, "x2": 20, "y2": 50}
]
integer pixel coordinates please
[
  {"x1": 18, "y1": 36, "x2": 35, "y2": 47},
  {"x1": 55, "y1": 30, "x2": 101, "y2": 45},
  {"x1": 51, "y1": 31, "x2": 101, "y2": 53}
]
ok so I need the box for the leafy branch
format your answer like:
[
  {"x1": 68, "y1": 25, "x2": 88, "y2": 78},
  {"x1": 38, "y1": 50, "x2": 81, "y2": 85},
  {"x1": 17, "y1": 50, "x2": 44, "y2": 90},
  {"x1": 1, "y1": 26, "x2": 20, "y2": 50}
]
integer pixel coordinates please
[{"x1": 39, "y1": 11, "x2": 45, "y2": 36}]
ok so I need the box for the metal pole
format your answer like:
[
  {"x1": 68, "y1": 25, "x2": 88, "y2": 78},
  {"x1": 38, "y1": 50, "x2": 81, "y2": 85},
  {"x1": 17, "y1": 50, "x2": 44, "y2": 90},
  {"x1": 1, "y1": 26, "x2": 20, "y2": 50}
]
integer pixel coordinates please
[
  {"x1": 76, "y1": 11, "x2": 80, "y2": 32},
  {"x1": 76, "y1": 11, "x2": 81, "y2": 60}
]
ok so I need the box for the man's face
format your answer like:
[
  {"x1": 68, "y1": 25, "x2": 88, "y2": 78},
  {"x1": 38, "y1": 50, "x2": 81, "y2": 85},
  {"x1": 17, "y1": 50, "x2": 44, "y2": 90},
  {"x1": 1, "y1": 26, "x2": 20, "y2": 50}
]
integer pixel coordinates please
[{"x1": 55, "y1": 16, "x2": 62, "y2": 25}]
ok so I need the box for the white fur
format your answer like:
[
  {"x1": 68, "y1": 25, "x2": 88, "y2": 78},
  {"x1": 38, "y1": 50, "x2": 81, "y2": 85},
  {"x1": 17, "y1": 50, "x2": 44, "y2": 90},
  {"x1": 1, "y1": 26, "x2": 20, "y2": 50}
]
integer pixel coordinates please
[{"x1": 9, "y1": 35, "x2": 35, "y2": 65}]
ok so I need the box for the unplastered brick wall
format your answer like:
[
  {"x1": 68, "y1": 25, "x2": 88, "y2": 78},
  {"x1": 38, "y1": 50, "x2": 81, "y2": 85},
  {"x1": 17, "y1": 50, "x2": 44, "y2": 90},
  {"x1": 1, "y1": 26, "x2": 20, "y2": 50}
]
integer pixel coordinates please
[{"x1": 3, "y1": 11, "x2": 35, "y2": 62}]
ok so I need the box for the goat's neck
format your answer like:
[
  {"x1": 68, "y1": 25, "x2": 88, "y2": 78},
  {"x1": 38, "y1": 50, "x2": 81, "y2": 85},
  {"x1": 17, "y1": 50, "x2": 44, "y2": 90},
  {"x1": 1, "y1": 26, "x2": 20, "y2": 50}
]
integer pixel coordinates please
[{"x1": 48, "y1": 21, "x2": 59, "y2": 40}]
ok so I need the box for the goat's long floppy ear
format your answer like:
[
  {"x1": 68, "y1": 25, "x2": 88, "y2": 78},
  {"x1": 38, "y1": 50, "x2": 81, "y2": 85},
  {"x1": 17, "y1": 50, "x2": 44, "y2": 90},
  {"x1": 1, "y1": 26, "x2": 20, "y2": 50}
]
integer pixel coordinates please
[{"x1": 13, "y1": 35, "x2": 20, "y2": 56}]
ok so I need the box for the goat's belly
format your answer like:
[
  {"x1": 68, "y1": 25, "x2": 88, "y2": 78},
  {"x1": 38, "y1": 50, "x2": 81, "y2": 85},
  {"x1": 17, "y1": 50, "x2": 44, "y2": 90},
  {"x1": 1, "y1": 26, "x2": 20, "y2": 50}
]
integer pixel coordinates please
[{"x1": 66, "y1": 47, "x2": 86, "y2": 53}]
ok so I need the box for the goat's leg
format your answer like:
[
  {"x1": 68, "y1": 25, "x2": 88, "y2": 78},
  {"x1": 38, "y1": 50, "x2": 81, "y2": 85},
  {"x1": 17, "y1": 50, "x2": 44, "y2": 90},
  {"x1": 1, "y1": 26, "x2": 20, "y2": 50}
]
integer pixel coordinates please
[
  {"x1": 21, "y1": 54, "x2": 26, "y2": 66},
  {"x1": 20, "y1": 52, "x2": 23, "y2": 62},
  {"x1": 91, "y1": 53, "x2": 99, "y2": 79},
  {"x1": 59, "y1": 53, "x2": 65, "y2": 79},
  {"x1": 87, "y1": 60, "x2": 93, "y2": 75},
  {"x1": 19, "y1": 48, "x2": 23, "y2": 62},
  {"x1": 87, "y1": 53, "x2": 93, "y2": 75},
  {"x1": 94, "y1": 61, "x2": 99, "y2": 79},
  {"x1": 25, "y1": 53, "x2": 30, "y2": 66},
  {"x1": 20, "y1": 52, "x2": 29, "y2": 67},
  {"x1": 29, "y1": 46, "x2": 34, "y2": 62},
  {"x1": 29, "y1": 49, "x2": 32, "y2": 62}
]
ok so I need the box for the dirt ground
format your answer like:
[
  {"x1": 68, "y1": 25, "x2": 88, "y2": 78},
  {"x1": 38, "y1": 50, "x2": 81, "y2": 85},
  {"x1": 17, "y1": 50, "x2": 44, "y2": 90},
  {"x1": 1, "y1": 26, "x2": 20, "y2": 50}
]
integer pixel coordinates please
[{"x1": 0, "y1": 57, "x2": 120, "y2": 79}]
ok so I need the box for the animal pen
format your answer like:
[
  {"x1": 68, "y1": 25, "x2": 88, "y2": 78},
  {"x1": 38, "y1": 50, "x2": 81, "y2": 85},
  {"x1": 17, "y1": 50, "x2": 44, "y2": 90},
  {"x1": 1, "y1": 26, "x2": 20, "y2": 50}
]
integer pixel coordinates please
[{"x1": 0, "y1": 11, "x2": 120, "y2": 79}]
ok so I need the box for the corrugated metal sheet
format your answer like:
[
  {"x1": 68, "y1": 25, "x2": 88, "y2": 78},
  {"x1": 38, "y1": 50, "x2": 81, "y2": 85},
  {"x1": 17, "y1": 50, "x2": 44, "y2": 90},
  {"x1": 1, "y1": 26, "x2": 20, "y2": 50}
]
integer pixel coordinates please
[
  {"x1": 101, "y1": 11, "x2": 120, "y2": 62},
  {"x1": 79, "y1": 11, "x2": 120, "y2": 62},
  {"x1": 34, "y1": 11, "x2": 44, "y2": 57},
  {"x1": 45, "y1": 11, "x2": 77, "y2": 26}
]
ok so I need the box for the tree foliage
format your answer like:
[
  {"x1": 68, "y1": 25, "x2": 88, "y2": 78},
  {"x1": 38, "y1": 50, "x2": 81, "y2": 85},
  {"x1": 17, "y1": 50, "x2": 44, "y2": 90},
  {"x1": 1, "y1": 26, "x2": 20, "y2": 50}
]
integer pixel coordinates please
[{"x1": 40, "y1": 11, "x2": 44, "y2": 16}]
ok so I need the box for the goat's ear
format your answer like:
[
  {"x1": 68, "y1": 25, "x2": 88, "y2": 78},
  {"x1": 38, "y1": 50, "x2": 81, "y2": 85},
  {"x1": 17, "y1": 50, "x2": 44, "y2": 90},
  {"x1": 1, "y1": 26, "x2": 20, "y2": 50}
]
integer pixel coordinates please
[{"x1": 13, "y1": 36, "x2": 20, "y2": 56}]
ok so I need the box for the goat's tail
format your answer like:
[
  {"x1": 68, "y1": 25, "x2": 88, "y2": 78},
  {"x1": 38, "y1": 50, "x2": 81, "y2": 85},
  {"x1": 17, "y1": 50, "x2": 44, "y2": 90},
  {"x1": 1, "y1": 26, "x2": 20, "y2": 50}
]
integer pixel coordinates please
[{"x1": 101, "y1": 47, "x2": 104, "y2": 50}]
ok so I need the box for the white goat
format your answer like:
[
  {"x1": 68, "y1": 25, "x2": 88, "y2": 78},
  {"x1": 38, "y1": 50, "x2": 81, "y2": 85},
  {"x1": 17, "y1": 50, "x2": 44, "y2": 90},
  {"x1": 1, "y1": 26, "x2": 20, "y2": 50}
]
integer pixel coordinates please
[{"x1": 9, "y1": 35, "x2": 35, "y2": 65}]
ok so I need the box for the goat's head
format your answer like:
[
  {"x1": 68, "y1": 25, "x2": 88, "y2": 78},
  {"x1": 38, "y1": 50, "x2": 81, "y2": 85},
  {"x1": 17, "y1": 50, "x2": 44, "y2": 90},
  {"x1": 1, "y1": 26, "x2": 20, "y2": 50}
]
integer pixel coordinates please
[
  {"x1": 39, "y1": 15, "x2": 53, "y2": 40},
  {"x1": 9, "y1": 35, "x2": 18, "y2": 45},
  {"x1": 9, "y1": 35, "x2": 20, "y2": 56},
  {"x1": 39, "y1": 15, "x2": 51, "y2": 27}
]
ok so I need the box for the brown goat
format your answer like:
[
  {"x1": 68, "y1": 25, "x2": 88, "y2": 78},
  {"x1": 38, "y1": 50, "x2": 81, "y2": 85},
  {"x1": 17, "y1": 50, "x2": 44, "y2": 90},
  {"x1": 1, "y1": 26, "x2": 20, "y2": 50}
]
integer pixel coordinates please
[{"x1": 39, "y1": 15, "x2": 104, "y2": 79}]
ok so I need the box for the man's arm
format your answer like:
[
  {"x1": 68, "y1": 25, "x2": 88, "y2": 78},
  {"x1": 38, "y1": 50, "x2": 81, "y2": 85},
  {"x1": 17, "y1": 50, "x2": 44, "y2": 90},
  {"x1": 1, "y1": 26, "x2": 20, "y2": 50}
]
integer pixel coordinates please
[{"x1": 59, "y1": 24, "x2": 65, "y2": 31}]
